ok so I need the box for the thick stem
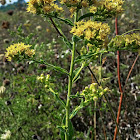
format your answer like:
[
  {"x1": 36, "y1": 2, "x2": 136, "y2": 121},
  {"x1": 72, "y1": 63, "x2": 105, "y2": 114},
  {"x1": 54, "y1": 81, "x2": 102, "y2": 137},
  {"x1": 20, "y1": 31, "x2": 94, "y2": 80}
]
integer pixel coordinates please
[{"x1": 65, "y1": 41, "x2": 75, "y2": 140}]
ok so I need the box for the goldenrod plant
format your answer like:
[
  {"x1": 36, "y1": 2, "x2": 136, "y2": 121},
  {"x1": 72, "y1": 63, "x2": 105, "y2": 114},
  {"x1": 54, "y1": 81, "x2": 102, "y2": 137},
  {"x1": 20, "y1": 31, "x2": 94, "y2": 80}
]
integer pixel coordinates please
[{"x1": 4, "y1": 0, "x2": 140, "y2": 139}]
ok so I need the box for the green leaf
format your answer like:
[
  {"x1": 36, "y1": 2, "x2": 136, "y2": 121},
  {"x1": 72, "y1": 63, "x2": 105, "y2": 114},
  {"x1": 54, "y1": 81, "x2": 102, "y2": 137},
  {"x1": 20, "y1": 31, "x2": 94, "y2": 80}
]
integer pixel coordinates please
[
  {"x1": 72, "y1": 63, "x2": 85, "y2": 83},
  {"x1": 57, "y1": 17, "x2": 74, "y2": 26},
  {"x1": 72, "y1": 35, "x2": 81, "y2": 43},
  {"x1": 49, "y1": 88, "x2": 66, "y2": 108},
  {"x1": 75, "y1": 53, "x2": 97, "y2": 63},
  {"x1": 57, "y1": 126, "x2": 66, "y2": 133},
  {"x1": 60, "y1": 116, "x2": 74, "y2": 140},
  {"x1": 62, "y1": 37, "x2": 72, "y2": 50},
  {"x1": 39, "y1": 59, "x2": 69, "y2": 76},
  {"x1": 78, "y1": 13, "x2": 94, "y2": 21},
  {"x1": 70, "y1": 99, "x2": 84, "y2": 119}
]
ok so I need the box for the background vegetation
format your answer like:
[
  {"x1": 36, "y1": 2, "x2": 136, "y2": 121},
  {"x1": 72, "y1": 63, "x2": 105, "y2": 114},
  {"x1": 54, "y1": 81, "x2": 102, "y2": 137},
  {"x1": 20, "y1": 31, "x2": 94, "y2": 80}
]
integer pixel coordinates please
[{"x1": 0, "y1": 0, "x2": 140, "y2": 139}]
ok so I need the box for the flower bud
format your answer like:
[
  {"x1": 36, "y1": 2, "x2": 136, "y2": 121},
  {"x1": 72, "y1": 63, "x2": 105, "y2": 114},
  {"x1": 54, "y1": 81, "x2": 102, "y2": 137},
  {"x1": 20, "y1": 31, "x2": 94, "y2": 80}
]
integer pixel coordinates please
[
  {"x1": 99, "y1": 92, "x2": 104, "y2": 96},
  {"x1": 93, "y1": 96, "x2": 98, "y2": 101}
]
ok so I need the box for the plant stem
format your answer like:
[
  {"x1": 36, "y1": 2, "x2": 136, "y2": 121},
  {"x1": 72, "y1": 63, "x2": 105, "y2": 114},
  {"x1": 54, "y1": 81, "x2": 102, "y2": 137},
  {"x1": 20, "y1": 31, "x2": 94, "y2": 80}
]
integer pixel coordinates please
[
  {"x1": 121, "y1": 29, "x2": 140, "y2": 35},
  {"x1": 123, "y1": 54, "x2": 139, "y2": 92},
  {"x1": 49, "y1": 16, "x2": 100, "y2": 86},
  {"x1": 97, "y1": 103, "x2": 107, "y2": 140},
  {"x1": 65, "y1": 39, "x2": 75, "y2": 140},
  {"x1": 65, "y1": 12, "x2": 77, "y2": 140},
  {"x1": 113, "y1": 18, "x2": 123, "y2": 140},
  {"x1": 94, "y1": 101, "x2": 97, "y2": 140}
]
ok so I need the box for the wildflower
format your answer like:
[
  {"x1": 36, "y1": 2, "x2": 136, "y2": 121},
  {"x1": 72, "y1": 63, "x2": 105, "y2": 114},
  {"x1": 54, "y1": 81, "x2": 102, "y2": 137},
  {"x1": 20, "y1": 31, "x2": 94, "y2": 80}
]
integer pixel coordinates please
[
  {"x1": 80, "y1": 83, "x2": 110, "y2": 105},
  {"x1": 93, "y1": 96, "x2": 98, "y2": 101},
  {"x1": 46, "y1": 74, "x2": 50, "y2": 81},
  {"x1": 89, "y1": 0, "x2": 124, "y2": 18},
  {"x1": 27, "y1": 1, "x2": 37, "y2": 14},
  {"x1": 1, "y1": 130, "x2": 11, "y2": 140},
  {"x1": 100, "y1": 0, "x2": 124, "y2": 14},
  {"x1": 60, "y1": 0, "x2": 91, "y2": 16},
  {"x1": 27, "y1": 0, "x2": 63, "y2": 14},
  {"x1": 5, "y1": 42, "x2": 35, "y2": 61},
  {"x1": 109, "y1": 33, "x2": 140, "y2": 52},
  {"x1": 89, "y1": 6, "x2": 97, "y2": 14},
  {"x1": 37, "y1": 73, "x2": 45, "y2": 82},
  {"x1": 70, "y1": 20, "x2": 110, "y2": 45}
]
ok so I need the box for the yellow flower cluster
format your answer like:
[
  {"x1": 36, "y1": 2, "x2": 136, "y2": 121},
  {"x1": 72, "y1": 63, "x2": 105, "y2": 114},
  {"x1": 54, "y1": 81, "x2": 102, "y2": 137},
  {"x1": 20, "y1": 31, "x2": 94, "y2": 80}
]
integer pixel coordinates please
[
  {"x1": 102, "y1": 0, "x2": 124, "y2": 13},
  {"x1": 60, "y1": 0, "x2": 92, "y2": 16},
  {"x1": 60, "y1": 0, "x2": 89, "y2": 7},
  {"x1": 37, "y1": 73, "x2": 50, "y2": 88},
  {"x1": 5, "y1": 43, "x2": 35, "y2": 61},
  {"x1": 80, "y1": 83, "x2": 109, "y2": 104},
  {"x1": 124, "y1": 33, "x2": 140, "y2": 46},
  {"x1": 27, "y1": 0, "x2": 63, "y2": 14},
  {"x1": 89, "y1": 0, "x2": 124, "y2": 15},
  {"x1": 37, "y1": 73, "x2": 50, "y2": 82},
  {"x1": 109, "y1": 33, "x2": 140, "y2": 51},
  {"x1": 70, "y1": 20, "x2": 110, "y2": 42}
]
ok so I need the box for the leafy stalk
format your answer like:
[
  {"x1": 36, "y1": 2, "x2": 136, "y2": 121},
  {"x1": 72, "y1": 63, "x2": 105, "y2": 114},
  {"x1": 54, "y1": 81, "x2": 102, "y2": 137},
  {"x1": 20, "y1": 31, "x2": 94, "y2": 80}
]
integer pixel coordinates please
[{"x1": 65, "y1": 12, "x2": 77, "y2": 140}]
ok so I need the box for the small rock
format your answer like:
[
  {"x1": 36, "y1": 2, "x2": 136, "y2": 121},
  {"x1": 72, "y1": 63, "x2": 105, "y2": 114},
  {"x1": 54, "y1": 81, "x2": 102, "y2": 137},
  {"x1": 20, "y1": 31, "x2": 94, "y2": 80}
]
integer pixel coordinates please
[
  {"x1": 7, "y1": 10, "x2": 14, "y2": 16},
  {"x1": 3, "y1": 39, "x2": 10, "y2": 44},
  {"x1": 3, "y1": 79, "x2": 10, "y2": 86},
  {"x1": 36, "y1": 26, "x2": 42, "y2": 31},
  {"x1": 2, "y1": 21, "x2": 10, "y2": 29}
]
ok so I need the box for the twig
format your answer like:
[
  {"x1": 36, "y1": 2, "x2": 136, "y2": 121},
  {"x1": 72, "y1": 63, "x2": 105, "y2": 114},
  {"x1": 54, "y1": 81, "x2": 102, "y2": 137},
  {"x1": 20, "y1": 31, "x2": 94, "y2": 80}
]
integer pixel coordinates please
[
  {"x1": 123, "y1": 54, "x2": 139, "y2": 92},
  {"x1": 121, "y1": 29, "x2": 140, "y2": 35}
]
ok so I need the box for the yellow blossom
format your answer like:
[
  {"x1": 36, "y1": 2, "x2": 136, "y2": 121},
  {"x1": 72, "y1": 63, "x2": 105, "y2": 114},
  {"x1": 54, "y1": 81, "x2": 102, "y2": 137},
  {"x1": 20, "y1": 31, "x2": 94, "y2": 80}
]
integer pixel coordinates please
[
  {"x1": 89, "y1": 6, "x2": 97, "y2": 14},
  {"x1": 5, "y1": 43, "x2": 35, "y2": 61},
  {"x1": 27, "y1": 0, "x2": 63, "y2": 14},
  {"x1": 37, "y1": 74, "x2": 45, "y2": 82},
  {"x1": 27, "y1": 2, "x2": 37, "y2": 14},
  {"x1": 89, "y1": 0, "x2": 124, "y2": 16},
  {"x1": 110, "y1": 33, "x2": 140, "y2": 52},
  {"x1": 70, "y1": 20, "x2": 110, "y2": 43}
]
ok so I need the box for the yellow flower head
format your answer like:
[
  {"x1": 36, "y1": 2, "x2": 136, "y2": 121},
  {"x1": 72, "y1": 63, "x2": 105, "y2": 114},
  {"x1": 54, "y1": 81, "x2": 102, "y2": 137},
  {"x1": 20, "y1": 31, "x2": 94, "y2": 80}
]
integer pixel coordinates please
[
  {"x1": 27, "y1": 0, "x2": 63, "y2": 14},
  {"x1": 60, "y1": 0, "x2": 90, "y2": 16},
  {"x1": 80, "y1": 83, "x2": 110, "y2": 104},
  {"x1": 100, "y1": 0, "x2": 124, "y2": 14},
  {"x1": 70, "y1": 20, "x2": 110, "y2": 43},
  {"x1": 89, "y1": 0, "x2": 124, "y2": 16},
  {"x1": 37, "y1": 73, "x2": 45, "y2": 82},
  {"x1": 5, "y1": 43, "x2": 35, "y2": 61},
  {"x1": 110, "y1": 33, "x2": 140, "y2": 52},
  {"x1": 89, "y1": 6, "x2": 97, "y2": 14}
]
